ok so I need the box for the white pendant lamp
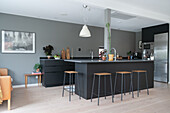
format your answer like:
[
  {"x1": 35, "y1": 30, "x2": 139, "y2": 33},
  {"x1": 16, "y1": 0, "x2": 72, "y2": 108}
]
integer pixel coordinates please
[
  {"x1": 79, "y1": 5, "x2": 91, "y2": 37},
  {"x1": 79, "y1": 25, "x2": 91, "y2": 37}
]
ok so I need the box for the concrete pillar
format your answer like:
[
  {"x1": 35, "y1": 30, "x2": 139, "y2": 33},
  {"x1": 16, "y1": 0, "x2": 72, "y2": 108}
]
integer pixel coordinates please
[{"x1": 104, "y1": 9, "x2": 111, "y2": 53}]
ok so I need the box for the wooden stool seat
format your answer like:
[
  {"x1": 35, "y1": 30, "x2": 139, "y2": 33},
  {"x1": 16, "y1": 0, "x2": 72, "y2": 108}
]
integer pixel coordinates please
[
  {"x1": 116, "y1": 71, "x2": 131, "y2": 74},
  {"x1": 64, "y1": 71, "x2": 78, "y2": 74},
  {"x1": 94, "y1": 73, "x2": 111, "y2": 76},
  {"x1": 132, "y1": 70, "x2": 147, "y2": 73}
]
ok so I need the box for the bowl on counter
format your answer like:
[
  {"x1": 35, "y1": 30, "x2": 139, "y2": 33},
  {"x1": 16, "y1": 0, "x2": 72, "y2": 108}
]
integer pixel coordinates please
[{"x1": 54, "y1": 57, "x2": 60, "y2": 60}]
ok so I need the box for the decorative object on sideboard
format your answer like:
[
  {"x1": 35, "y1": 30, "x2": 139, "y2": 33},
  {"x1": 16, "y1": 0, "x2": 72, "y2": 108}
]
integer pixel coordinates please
[
  {"x1": 79, "y1": 5, "x2": 91, "y2": 37},
  {"x1": 33, "y1": 63, "x2": 41, "y2": 73},
  {"x1": 66, "y1": 47, "x2": 70, "y2": 59},
  {"x1": 1, "y1": 30, "x2": 35, "y2": 53},
  {"x1": 54, "y1": 53, "x2": 60, "y2": 60},
  {"x1": 43, "y1": 45, "x2": 54, "y2": 59},
  {"x1": 61, "y1": 48, "x2": 66, "y2": 59}
]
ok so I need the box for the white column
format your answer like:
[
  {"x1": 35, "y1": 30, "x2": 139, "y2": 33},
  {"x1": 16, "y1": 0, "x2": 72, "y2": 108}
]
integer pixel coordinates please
[
  {"x1": 104, "y1": 9, "x2": 111, "y2": 53},
  {"x1": 169, "y1": 24, "x2": 170, "y2": 84}
]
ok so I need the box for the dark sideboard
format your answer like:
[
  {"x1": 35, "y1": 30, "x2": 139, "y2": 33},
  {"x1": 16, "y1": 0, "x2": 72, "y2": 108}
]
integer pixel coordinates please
[{"x1": 40, "y1": 59, "x2": 75, "y2": 87}]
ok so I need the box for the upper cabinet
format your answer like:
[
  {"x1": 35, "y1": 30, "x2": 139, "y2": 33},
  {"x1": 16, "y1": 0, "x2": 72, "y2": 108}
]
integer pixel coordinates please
[{"x1": 142, "y1": 23, "x2": 169, "y2": 42}]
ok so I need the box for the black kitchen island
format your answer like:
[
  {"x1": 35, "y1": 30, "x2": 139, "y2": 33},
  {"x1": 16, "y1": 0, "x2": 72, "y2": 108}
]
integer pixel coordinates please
[{"x1": 64, "y1": 59, "x2": 154, "y2": 99}]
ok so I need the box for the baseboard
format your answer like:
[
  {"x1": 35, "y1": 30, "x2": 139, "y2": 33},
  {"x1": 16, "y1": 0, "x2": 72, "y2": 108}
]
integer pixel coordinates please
[{"x1": 13, "y1": 83, "x2": 42, "y2": 88}]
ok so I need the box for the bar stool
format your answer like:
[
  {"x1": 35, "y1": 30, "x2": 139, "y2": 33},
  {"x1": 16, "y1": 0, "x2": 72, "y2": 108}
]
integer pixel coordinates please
[
  {"x1": 91, "y1": 73, "x2": 113, "y2": 106},
  {"x1": 132, "y1": 70, "x2": 149, "y2": 97},
  {"x1": 62, "y1": 71, "x2": 81, "y2": 101},
  {"x1": 114, "y1": 71, "x2": 134, "y2": 101}
]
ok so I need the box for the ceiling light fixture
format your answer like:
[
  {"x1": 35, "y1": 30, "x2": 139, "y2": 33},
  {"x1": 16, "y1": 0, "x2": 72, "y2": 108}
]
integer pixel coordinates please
[{"x1": 79, "y1": 5, "x2": 91, "y2": 37}]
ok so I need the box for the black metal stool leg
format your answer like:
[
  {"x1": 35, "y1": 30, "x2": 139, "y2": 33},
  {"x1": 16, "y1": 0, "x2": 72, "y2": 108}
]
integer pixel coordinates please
[
  {"x1": 104, "y1": 76, "x2": 106, "y2": 99},
  {"x1": 69, "y1": 73, "x2": 71, "y2": 101},
  {"x1": 131, "y1": 73, "x2": 134, "y2": 98},
  {"x1": 114, "y1": 73, "x2": 117, "y2": 98},
  {"x1": 91, "y1": 74, "x2": 95, "y2": 102},
  {"x1": 71, "y1": 74, "x2": 73, "y2": 95},
  {"x1": 129, "y1": 73, "x2": 132, "y2": 95},
  {"x1": 62, "y1": 72, "x2": 66, "y2": 97},
  {"x1": 124, "y1": 75, "x2": 126, "y2": 95},
  {"x1": 121, "y1": 74, "x2": 123, "y2": 101},
  {"x1": 98, "y1": 75, "x2": 101, "y2": 106},
  {"x1": 110, "y1": 75, "x2": 113, "y2": 102},
  {"x1": 137, "y1": 72, "x2": 140, "y2": 97},
  {"x1": 77, "y1": 73, "x2": 81, "y2": 99},
  {"x1": 145, "y1": 72, "x2": 149, "y2": 95}
]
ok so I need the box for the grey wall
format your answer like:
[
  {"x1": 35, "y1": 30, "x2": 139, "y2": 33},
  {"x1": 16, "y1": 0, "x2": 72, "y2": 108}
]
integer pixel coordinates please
[
  {"x1": 0, "y1": 13, "x2": 135, "y2": 85},
  {"x1": 111, "y1": 29, "x2": 135, "y2": 56}
]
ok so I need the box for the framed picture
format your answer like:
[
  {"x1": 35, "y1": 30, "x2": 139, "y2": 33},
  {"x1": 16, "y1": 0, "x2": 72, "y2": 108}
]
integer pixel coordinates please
[
  {"x1": 1, "y1": 30, "x2": 35, "y2": 53},
  {"x1": 138, "y1": 40, "x2": 142, "y2": 49}
]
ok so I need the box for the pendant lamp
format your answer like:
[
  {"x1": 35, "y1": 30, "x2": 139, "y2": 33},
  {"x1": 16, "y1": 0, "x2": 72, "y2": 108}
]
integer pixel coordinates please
[
  {"x1": 79, "y1": 25, "x2": 91, "y2": 37},
  {"x1": 79, "y1": 5, "x2": 91, "y2": 37}
]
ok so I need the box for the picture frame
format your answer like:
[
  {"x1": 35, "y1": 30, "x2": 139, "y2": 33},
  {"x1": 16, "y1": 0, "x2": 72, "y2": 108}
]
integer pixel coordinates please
[
  {"x1": 138, "y1": 40, "x2": 142, "y2": 49},
  {"x1": 1, "y1": 30, "x2": 35, "y2": 53}
]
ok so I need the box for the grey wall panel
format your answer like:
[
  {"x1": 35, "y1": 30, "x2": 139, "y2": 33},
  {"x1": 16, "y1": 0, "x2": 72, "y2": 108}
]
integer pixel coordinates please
[{"x1": 0, "y1": 13, "x2": 135, "y2": 85}]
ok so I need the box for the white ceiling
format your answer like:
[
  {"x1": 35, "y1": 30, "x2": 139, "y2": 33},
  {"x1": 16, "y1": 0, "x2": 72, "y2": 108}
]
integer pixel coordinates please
[{"x1": 0, "y1": 0, "x2": 168, "y2": 32}]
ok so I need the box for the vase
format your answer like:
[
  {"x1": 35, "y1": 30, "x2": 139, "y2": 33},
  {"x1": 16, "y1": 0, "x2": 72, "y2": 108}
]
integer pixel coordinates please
[
  {"x1": 108, "y1": 54, "x2": 114, "y2": 61},
  {"x1": 102, "y1": 56, "x2": 106, "y2": 61},
  {"x1": 36, "y1": 68, "x2": 40, "y2": 72},
  {"x1": 47, "y1": 56, "x2": 51, "y2": 59},
  {"x1": 128, "y1": 56, "x2": 130, "y2": 60}
]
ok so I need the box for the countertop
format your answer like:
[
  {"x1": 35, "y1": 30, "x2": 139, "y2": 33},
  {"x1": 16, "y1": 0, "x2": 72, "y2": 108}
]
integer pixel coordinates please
[{"x1": 64, "y1": 59, "x2": 154, "y2": 63}]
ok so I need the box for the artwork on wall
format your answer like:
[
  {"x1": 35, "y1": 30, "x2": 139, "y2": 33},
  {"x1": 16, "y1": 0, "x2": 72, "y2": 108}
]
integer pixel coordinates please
[
  {"x1": 1, "y1": 30, "x2": 35, "y2": 53},
  {"x1": 138, "y1": 40, "x2": 142, "y2": 49}
]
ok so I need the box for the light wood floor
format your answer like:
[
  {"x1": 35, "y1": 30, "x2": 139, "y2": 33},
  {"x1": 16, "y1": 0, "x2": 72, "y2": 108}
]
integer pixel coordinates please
[{"x1": 0, "y1": 82, "x2": 170, "y2": 113}]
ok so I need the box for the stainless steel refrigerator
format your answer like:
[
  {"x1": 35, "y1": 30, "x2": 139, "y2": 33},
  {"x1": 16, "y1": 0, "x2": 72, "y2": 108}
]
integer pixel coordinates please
[{"x1": 154, "y1": 33, "x2": 168, "y2": 83}]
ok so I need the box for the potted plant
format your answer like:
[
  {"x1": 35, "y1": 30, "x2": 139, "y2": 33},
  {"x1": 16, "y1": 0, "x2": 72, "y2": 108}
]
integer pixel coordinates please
[
  {"x1": 102, "y1": 54, "x2": 107, "y2": 61},
  {"x1": 106, "y1": 23, "x2": 114, "y2": 61},
  {"x1": 34, "y1": 63, "x2": 41, "y2": 73},
  {"x1": 43, "y1": 45, "x2": 54, "y2": 59},
  {"x1": 127, "y1": 51, "x2": 132, "y2": 60},
  {"x1": 102, "y1": 49, "x2": 107, "y2": 61},
  {"x1": 54, "y1": 54, "x2": 60, "y2": 60}
]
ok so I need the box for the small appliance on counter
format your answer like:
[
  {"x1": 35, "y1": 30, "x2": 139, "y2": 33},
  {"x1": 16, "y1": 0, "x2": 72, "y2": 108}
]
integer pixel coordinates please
[
  {"x1": 133, "y1": 52, "x2": 142, "y2": 60},
  {"x1": 142, "y1": 42, "x2": 154, "y2": 60}
]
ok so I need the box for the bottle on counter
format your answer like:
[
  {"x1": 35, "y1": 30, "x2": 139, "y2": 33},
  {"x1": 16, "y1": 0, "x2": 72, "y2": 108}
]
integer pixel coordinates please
[
  {"x1": 61, "y1": 48, "x2": 66, "y2": 59},
  {"x1": 66, "y1": 47, "x2": 70, "y2": 59},
  {"x1": 150, "y1": 53, "x2": 154, "y2": 60}
]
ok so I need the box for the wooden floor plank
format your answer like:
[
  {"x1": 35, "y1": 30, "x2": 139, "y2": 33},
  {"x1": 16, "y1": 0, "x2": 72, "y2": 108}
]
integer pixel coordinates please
[{"x1": 0, "y1": 82, "x2": 170, "y2": 113}]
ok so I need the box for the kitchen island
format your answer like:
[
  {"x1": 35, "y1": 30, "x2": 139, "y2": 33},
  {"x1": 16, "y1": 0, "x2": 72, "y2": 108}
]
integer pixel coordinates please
[{"x1": 64, "y1": 59, "x2": 154, "y2": 99}]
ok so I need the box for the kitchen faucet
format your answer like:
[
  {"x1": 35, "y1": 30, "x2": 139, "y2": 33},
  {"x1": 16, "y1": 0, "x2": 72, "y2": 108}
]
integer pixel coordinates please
[{"x1": 111, "y1": 48, "x2": 116, "y2": 61}]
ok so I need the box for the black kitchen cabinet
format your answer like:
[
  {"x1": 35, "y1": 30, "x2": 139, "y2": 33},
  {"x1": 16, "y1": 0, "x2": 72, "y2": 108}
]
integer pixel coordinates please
[
  {"x1": 40, "y1": 59, "x2": 75, "y2": 87},
  {"x1": 142, "y1": 23, "x2": 169, "y2": 42}
]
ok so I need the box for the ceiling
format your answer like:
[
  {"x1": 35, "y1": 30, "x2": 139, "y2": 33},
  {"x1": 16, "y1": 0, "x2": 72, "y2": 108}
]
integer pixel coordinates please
[{"x1": 0, "y1": 0, "x2": 168, "y2": 32}]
